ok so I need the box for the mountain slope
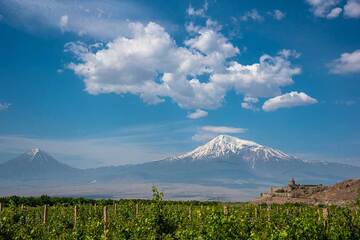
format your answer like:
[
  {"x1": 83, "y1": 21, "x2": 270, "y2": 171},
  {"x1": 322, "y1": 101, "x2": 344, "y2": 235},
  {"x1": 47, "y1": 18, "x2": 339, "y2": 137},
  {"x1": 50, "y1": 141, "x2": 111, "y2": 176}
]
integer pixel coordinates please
[{"x1": 0, "y1": 148, "x2": 79, "y2": 180}]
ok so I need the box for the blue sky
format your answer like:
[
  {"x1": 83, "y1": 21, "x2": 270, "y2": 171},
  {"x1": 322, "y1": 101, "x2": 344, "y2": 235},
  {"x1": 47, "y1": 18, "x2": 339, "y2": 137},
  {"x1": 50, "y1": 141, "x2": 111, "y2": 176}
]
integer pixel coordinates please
[{"x1": 0, "y1": 0, "x2": 359, "y2": 168}]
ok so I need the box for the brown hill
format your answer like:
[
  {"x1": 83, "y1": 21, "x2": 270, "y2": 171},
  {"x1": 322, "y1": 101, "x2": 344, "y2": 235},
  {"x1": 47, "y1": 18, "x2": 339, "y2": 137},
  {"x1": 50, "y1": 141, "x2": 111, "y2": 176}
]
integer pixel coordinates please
[{"x1": 254, "y1": 178, "x2": 360, "y2": 205}]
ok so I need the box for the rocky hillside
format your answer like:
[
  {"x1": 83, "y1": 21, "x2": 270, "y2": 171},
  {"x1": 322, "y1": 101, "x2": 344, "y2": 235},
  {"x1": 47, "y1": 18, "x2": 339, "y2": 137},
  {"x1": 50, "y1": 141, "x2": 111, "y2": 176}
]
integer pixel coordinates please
[
  {"x1": 254, "y1": 178, "x2": 360, "y2": 205},
  {"x1": 310, "y1": 179, "x2": 360, "y2": 204}
]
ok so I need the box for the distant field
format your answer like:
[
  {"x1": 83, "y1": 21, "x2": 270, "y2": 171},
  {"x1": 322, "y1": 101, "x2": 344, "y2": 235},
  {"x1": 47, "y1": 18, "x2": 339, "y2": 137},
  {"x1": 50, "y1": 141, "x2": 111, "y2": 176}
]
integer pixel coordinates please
[{"x1": 1, "y1": 188, "x2": 360, "y2": 239}]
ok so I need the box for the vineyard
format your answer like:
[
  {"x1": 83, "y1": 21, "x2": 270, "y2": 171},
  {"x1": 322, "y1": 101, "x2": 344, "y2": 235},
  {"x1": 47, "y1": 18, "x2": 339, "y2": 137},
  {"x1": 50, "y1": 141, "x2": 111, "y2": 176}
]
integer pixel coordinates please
[{"x1": 0, "y1": 187, "x2": 360, "y2": 240}]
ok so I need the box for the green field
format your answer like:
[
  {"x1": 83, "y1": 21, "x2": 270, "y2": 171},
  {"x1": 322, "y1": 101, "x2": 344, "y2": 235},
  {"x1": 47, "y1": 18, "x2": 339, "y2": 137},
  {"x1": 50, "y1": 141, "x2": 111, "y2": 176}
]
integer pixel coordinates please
[{"x1": 1, "y1": 188, "x2": 359, "y2": 240}]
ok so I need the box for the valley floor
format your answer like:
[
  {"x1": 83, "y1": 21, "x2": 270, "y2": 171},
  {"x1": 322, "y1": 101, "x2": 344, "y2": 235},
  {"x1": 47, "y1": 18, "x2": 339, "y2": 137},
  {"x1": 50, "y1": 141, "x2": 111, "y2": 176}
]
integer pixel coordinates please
[{"x1": 0, "y1": 181, "x2": 265, "y2": 202}]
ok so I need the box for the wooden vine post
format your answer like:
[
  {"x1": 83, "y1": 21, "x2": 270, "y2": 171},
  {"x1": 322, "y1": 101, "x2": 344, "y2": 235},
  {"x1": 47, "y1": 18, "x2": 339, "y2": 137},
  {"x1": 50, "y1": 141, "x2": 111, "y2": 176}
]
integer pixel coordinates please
[
  {"x1": 114, "y1": 203, "x2": 117, "y2": 214},
  {"x1": 43, "y1": 205, "x2": 48, "y2": 225},
  {"x1": 188, "y1": 206, "x2": 192, "y2": 221},
  {"x1": 73, "y1": 205, "x2": 78, "y2": 230},
  {"x1": 322, "y1": 208, "x2": 329, "y2": 227},
  {"x1": 135, "y1": 203, "x2": 139, "y2": 217},
  {"x1": 0, "y1": 202, "x2": 2, "y2": 212},
  {"x1": 103, "y1": 206, "x2": 109, "y2": 237},
  {"x1": 223, "y1": 205, "x2": 229, "y2": 216}
]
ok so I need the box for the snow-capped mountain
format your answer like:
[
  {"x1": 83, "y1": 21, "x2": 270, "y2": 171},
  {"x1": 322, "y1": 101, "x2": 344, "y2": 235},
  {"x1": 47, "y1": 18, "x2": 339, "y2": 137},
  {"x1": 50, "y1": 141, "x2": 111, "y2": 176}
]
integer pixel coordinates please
[
  {"x1": 0, "y1": 148, "x2": 78, "y2": 180},
  {"x1": 1, "y1": 138, "x2": 359, "y2": 198},
  {"x1": 175, "y1": 135, "x2": 292, "y2": 165},
  {"x1": 108, "y1": 135, "x2": 360, "y2": 186}
]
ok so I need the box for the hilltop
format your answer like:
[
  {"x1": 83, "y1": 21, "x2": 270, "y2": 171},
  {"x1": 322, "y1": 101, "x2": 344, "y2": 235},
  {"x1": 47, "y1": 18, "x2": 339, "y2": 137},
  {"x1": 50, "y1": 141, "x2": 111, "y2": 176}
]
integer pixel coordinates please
[{"x1": 254, "y1": 178, "x2": 360, "y2": 205}]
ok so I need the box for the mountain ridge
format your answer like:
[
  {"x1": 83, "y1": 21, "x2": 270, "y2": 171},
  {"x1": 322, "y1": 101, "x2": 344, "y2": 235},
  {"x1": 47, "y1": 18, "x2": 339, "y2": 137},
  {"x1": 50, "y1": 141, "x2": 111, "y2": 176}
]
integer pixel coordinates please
[{"x1": 0, "y1": 136, "x2": 359, "y2": 201}]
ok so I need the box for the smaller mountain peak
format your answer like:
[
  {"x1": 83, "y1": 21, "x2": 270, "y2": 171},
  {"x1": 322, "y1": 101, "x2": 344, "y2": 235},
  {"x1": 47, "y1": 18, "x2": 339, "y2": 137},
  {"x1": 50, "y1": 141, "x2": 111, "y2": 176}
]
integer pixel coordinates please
[{"x1": 30, "y1": 148, "x2": 40, "y2": 156}]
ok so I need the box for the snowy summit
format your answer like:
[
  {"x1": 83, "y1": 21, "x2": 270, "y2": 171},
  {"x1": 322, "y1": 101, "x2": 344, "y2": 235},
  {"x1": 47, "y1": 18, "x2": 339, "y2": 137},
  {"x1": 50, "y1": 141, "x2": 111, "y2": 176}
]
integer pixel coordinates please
[
  {"x1": 176, "y1": 135, "x2": 292, "y2": 162},
  {"x1": 30, "y1": 148, "x2": 40, "y2": 156},
  {"x1": 26, "y1": 148, "x2": 51, "y2": 162}
]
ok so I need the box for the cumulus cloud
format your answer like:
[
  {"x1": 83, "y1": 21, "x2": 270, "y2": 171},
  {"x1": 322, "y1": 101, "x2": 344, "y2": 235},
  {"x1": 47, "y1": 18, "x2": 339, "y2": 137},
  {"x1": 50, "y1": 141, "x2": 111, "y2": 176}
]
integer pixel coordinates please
[
  {"x1": 66, "y1": 16, "x2": 305, "y2": 113},
  {"x1": 306, "y1": 0, "x2": 341, "y2": 17},
  {"x1": 305, "y1": 0, "x2": 360, "y2": 18},
  {"x1": 344, "y1": 0, "x2": 360, "y2": 18},
  {"x1": 262, "y1": 91, "x2": 318, "y2": 111},
  {"x1": 67, "y1": 21, "x2": 232, "y2": 109},
  {"x1": 329, "y1": 49, "x2": 360, "y2": 74},
  {"x1": 187, "y1": 109, "x2": 208, "y2": 119},
  {"x1": 192, "y1": 125, "x2": 247, "y2": 141},
  {"x1": 0, "y1": 102, "x2": 11, "y2": 111},
  {"x1": 241, "y1": 96, "x2": 259, "y2": 111},
  {"x1": 187, "y1": 1, "x2": 208, "y2": 17},
  {"x1": 327, "y1": 7, "x2": 343, "y2": 18},
  {"x1": 240, "y1": 9, "x2": 264, "y2": 22},
  {"x1": 210, "y1": 51, "x2": 301, "y2": 98},
  {"x1": 268, "y1": 9, "x2": 286, "y2": 20},
  {"x1": 184, "y1": 25, "x2": 239, "y2": 57}
]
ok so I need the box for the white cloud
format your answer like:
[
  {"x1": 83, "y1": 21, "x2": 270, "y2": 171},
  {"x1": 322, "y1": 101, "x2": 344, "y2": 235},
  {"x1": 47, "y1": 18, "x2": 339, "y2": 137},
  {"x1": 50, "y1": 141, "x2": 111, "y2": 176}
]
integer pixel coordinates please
[
  {"x1": 306, "y1": 0, "x2": 341, "y2": 17},
  {"x1": 192, "y1": 125, "x2": 247, "y2": 141},
  {"x1": 185, "y1": 25, "x2": 239, "y2": 57},
  {"x1": 0, "y1": 102, "x2": 11, "y2": 111},
  {"x1": 59, "y1": 15, "x2": 68, "y2": 31},
  {"x1": 0, "y1": 0, "x2": 154, "y2": 40},
  {"x1": 241, "y1": 96, "x2": 259, "y2": 111},
  {"x1": 344, "y1": 0, "x2": 360, "y2": 18},
  {"x1": 268, "y1": 9, "x2": 286, "y2": 20},
  {"x1": 329, "y1": 49, "x2": 360, "y2": 74},
  {"x1": 305, "y1": 0, "x2": 360, "y2": 18},
  {"x1": 211, "y1": 51, "x2": 301, "y2": 98},
  {"x1": 327, "y1": 7, "x2": 343, "y2": 18},
  {"x1": 187, "y1": 109, "x2": 208, "y2": 119},
  {"x1": 187, "y1": 1, "x2": 208, "y2": 17},
  {"x1": 201, "y1": 125, "x2": 247, "y2": 134},
  {"x1": 67, "y1": 18, "x2": 303, "y2": 112},
  {"x1": 240, "y1": 9, "x2": 264, "y2": 22},
  {"x1": 67, "y1": 22, "x2": 231, "y2": 109},
  {"x1": 335, "y1": 100, "x2": 356, "y2": 106},
  {"x1": 262, "y1": 91, "x2": 318, "y2": 111}
]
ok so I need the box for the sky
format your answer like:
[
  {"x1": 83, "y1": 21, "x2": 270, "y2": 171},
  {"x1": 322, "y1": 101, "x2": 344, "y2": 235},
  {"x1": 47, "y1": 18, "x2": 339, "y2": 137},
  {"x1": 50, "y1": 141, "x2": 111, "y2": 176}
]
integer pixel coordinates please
[{"x1": 0, "y1": 0, "x2": 359, "y2": 168}]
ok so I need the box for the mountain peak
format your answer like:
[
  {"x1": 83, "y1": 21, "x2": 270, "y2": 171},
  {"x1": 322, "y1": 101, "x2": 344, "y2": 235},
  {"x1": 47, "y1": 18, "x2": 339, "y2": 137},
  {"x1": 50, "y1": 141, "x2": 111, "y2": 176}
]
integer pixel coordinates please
[
  {"x1": 209, "y1": 134, "x2": 260, "y2": 147},
  {"x1": 24, "y1": 148, "x2": 54, "y2": 163},
  {"x1": 0, "y1": 149, "x2": 77, "y2": 180},
  {"x1": 175, "y1": 135, "x2": 291, "y2": 162},
  {"x1": 29, "y1": 148, "x2": 41, "y2": 156}
]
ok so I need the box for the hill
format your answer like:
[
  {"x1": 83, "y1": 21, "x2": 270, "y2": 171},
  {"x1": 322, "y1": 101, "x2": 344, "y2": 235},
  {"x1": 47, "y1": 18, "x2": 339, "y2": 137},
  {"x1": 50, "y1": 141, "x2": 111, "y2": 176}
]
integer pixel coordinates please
[{"x1": 254, "y1": 178, "x2": 360, "y2": 205}]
